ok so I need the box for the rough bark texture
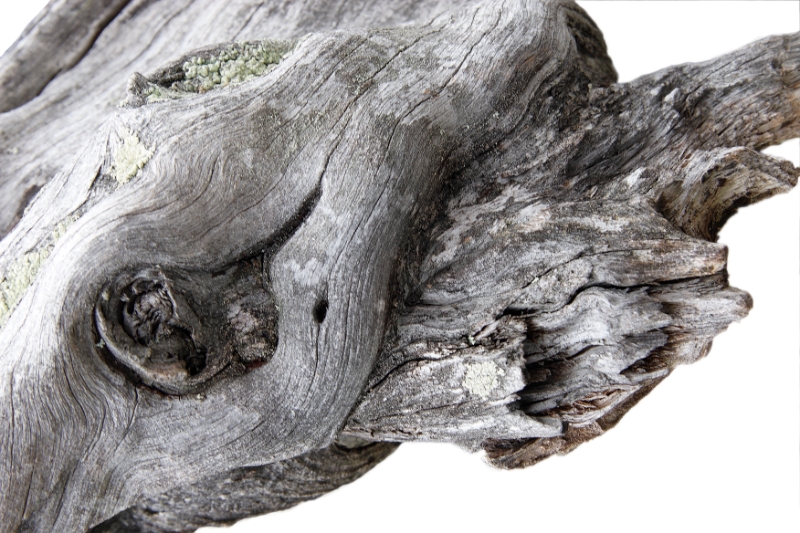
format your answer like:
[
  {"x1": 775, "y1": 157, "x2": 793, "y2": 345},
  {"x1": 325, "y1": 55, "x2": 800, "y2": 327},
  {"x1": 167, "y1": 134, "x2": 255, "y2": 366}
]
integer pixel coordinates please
[
  {"x1": 0, "y1": 1, "x2": 796, "y2": 532},
  {"x1": 90, "y1": 441, "x2": 398, "y2": 533}
]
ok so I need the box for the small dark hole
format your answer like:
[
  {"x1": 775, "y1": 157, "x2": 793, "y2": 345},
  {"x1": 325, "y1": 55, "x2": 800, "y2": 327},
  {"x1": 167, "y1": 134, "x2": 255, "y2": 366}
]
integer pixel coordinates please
[
  {"x1": 186, "y1": 346, "x2": 208, "y2": 376},
  {"x1": 313, "y1": 299, "x2": 328, "y2": 323},
  {"x1": 185, "y1": 349, "x2": 206, "y2": 376}
]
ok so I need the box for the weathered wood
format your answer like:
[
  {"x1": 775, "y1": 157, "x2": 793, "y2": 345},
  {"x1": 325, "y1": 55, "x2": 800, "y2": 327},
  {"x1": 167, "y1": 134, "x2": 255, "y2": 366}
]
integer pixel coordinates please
[
  {"x1": 0, "y1": 0, "x2": 797, "y2": 531},
  {"x1": 91, "y1": 441, "x2": 398, "y2": 533},
  {"x1": 0, "y1": 0, "x2": 463, "y2": 237},
  {"x1": 0, "y1": 0, "x2": 131, "y2": 114}
]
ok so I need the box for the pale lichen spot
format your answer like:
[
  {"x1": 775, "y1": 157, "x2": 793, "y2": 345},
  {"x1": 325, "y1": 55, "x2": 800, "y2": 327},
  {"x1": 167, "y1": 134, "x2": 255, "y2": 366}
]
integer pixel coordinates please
[
  {"x1": 0, "y1": 248, "x2": 52, "y2": 328},
  {"x1": 113, "y1": 129, "x2": 153, "y2": 185},
  {"x1": 134, "y1": 40, "x2": 296, "y2": 104},
  {"x1": 140, "y1": 85, "x2": 186, "y2": 103},
  {"x1": 463, "y1": 361, "x2": 504, "y2": 399},
  {"x1": 52, "y1": 214, "x2": 80, "y2": 241},
  {"x1": 0, "y1": 214, "x2": 84, "y2": 328}
]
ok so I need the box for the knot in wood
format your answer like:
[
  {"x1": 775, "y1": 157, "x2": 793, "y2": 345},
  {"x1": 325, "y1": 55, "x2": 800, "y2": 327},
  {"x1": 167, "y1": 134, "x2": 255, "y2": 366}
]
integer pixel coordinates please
[
  {"x1": 120, "y1": 278, "x2": 175, "y2": 346},
  {"x1": 95, "y1": 269, "x2": 214, "y2": 392}
]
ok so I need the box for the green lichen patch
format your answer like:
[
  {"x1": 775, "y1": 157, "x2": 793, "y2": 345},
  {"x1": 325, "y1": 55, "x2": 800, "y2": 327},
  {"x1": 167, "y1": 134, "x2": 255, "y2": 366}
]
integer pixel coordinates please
[
  {"x1": 140, "y1": 84, "x2": 187, "y2": 103},
  {"x1": 177, "y1": 40, "x2": 295, "y2": 94},
  {"x1": 112, "y1": 129, "x2": 153, "y2": 185},
  {"x1": 0, "y1": 214, "x2": 83, "y2": 329},
  {"x1": 0, "y1": 248, "x2": 51, "y2": 328},
  {"x1": 52, "y1": 214, "x2": 80, "y2": 241},
  {"x1": 129, "y1": 40, "x2": 296, "y2": 104},
  {"x1": 0, "y1": 213, "x2": 84, "y2": 329}
]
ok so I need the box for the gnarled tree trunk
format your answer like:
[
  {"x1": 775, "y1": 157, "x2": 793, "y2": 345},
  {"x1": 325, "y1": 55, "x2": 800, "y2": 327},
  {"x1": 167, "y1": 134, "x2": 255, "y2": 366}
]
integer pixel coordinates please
[{"x1": 0, "y1": 1, "x2": 797, "y2": 532}]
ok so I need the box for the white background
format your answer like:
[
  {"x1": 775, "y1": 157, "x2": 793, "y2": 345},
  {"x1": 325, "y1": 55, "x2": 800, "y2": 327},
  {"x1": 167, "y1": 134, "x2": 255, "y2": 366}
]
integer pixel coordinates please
[{"x1": 1, "y1": 2, "x2": 798, "y2": 532}]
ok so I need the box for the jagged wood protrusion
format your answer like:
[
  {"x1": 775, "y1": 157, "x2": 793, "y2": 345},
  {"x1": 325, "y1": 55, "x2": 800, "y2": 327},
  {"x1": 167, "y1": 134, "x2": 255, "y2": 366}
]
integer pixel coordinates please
[
  {"x1": 0, "y1": 0, "x2": 797, "y2": 532},
  {"x1": 342, "y1": 30, "x2": 798, "y2": 450}
]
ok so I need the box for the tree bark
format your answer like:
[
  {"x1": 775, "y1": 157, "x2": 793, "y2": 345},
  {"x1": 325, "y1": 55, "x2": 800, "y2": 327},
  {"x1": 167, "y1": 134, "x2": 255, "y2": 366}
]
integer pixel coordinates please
[{"x1": 0, "y1": 1, "x2": 797, "y2": 532}]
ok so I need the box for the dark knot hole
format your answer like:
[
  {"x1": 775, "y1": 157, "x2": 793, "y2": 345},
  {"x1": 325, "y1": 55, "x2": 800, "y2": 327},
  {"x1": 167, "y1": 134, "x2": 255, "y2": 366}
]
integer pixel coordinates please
[
  {"x1": 313, "y1": 299, "x2": 328, "y2": 323},
  {"x1": 116, "y1": 275, "x2": 207, "y2": 376}
]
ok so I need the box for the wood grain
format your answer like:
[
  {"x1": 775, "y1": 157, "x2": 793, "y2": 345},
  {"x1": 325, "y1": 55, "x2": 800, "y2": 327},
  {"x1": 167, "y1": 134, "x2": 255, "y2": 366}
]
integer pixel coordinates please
[{"x1": 0, "y1": 1, "x2": 796, "y2": 531}]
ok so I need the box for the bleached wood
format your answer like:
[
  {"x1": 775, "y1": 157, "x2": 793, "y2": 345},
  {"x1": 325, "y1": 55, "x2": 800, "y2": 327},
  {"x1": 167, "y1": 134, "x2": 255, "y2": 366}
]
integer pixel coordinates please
[{"x1": 0, "y1": 1, "x2": 796, "y2": 531}]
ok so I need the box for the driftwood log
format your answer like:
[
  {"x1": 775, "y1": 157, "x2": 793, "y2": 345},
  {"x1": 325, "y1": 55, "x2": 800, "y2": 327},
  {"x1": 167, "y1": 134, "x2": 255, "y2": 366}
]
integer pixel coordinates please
[{"x1": 0, "y1": 0, "x2": 797, "y2": 531}]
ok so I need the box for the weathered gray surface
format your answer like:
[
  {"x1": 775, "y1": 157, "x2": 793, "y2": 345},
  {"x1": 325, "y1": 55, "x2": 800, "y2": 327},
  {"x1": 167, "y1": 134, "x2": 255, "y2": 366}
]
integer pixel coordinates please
[
  {"x1": 0, "y1": 0, "x2": 797, "y2": 531},
  {"x1": 0, "y1": 0, "x2": 132, "y2": 114},
  {"x1": 91, "y1": 441, "x2": 398, "y2": 533},
  {"x1": 0, "y1": 0, "x2": 464, "y2": 237}
]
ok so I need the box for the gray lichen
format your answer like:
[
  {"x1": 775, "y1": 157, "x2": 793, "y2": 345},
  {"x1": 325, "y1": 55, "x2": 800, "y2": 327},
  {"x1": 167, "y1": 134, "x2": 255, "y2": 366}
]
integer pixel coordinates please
[
  {"x1": 0, "y1": 214, "x2": 80, "y2": 328},
  {"x1": 112, "y1": 129, "x2": 153, "y2": 185},
  {"x1": 138, "y1": 39, "x2": 297, "y2": 103},
  {"x1": 125, "y1": 40, "x2": 297, "y2": 105},
  {"x1": 462, "y1": 361, "x2": 503, "y2": 399},
  {"x1": 0, "y1": 249, "x2": 51, "y2": 328},
  {"x1": 139, "y1": 85, "x2": 187, "y2": 103},
  {"x1": 52, "y1": 214, "x2": 80, "y2": 241},
  {"x1": 180, "y1": 40, "x2": 295, "y2": 92}
]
